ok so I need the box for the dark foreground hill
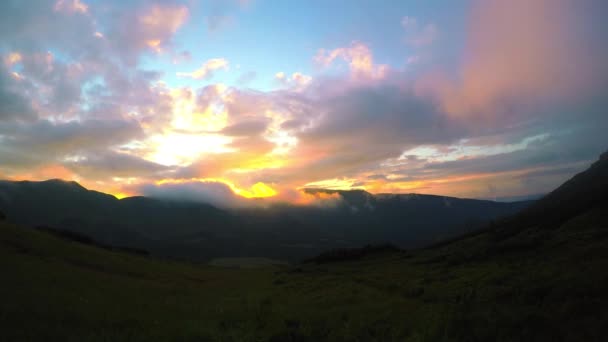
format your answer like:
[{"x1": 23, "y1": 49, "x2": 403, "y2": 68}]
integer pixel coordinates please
[
  {"x1": 1, "y1": 152, "x2": 607, "y2": 341},
  {"x1": 0, "y1": 179, "x2": 530, "y2": 261}
]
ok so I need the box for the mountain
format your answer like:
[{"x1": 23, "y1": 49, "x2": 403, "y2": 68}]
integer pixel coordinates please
[
  {"x1": 0, "y1": 180, "x2": 531, "y2": 261},
  {"x1": 1, "y1": 152, "x2": 606, "y2": 341},
  {"x1": 495, "y1": 150, "x2": 608, "y2": 235},
  {"x1": 281, "y1": 188, "x2": 532, "y2": 247}
]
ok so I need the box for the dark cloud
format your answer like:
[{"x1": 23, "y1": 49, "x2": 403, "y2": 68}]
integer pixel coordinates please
[
  {"x1": 0, "y1": 66, "x2": 36, "y2": 121},
  {"x1": 0, "y1": 0, "x2": 96, "y2": 55},
  {"x1": 0, "y1": 119, "x2": 142, "y2": 168},
  {"x1": 303, "y1": 83, "x2": 459, "y2": 147},
  {"x1": 65, "y1": 150, "x2": 170, "y2": 178}
]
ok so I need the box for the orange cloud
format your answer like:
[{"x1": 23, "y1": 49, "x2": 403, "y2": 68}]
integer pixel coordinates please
[
  {"x1": 4, "y1": 52, "x2": 22, "y2": 66},
  {"x1": 288, "y1": 190, "x2": 343, "y2": 207},
  {"x1": 177, "y1": 58, "x2": 230, "y2": 79}
]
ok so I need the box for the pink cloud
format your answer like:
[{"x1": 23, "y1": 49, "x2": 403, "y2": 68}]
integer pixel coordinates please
[
  {"x1": 314, "y1": 42, "x2": 389, "y2": 80},
  {"x1": 417, "y1": 0, "x2": 607, "y2": 120},
  {"x1": 275, "y1": 71, "x2": 312, "y2": 91},
  {"x1": 105, "y1": 2, "x2": 190, "y2": 62},
  {"x1": 138, "y1": 4, "x2": 189, "y2": 52}
]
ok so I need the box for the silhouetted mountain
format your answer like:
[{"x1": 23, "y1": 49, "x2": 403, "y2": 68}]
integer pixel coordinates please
[
  {"x1": 0, "y1": 180, "x2": 235, "y2": 252},
  {"x1": 0, "y1": 178, "x2": 531, "y2": 261},
  {"x1": 299, "y1": 188, "x2": 531, "y2": 246},
  {"x1": 488, "y1": 151, "x2": 608, "y2": 240}
]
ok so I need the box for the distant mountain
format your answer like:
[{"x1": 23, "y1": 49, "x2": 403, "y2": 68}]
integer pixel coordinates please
[
  {"x1": 481, "y1": 193, "x2": 546, "y2": 202},
  {"x1": 0, "y1": 179, "x2": 232, "y2": 250},
  {"x1": 297, "y1": 188, "x2": 532, "y2": 246},
  {"x1": 0, "y1": 179, "x2": 532, "y2": 261}
]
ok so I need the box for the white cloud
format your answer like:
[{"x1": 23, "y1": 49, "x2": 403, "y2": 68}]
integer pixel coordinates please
[{"x1": 177, "y1": 58, "x2": 230, "y2": 80}]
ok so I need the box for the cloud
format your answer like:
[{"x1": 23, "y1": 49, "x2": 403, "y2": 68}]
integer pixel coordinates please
[
  {"x1": 135, "y1": 3, "x2": 189, "y2": 52},
  {"x1": 289, "y1": 80, "x2": 464, "y2": 179},
  {"x1": 139, "y1": 177, "x2": 278, "y2": 208},
  {"x1": 274, "y1": 72, "x2": 285, "y2": 81},
  {"x1": 275, "y1": 71, "x2": 312, "y2": 90},
  {"x1": 64, "y1": 150, "x2": 169, "y2": 179},
  {"x1": 54, "y1": 0, "x2": 88, "y2": 14},
  {"x1": 236, "y1": 71, "x2": 256, "y2": 85},
  {"x1": 314, "y1": 41, "x2": 389, "y2": 80},
  {"x1": 204, "y1": 0, "x2": 251, "y2": 32},
  {"x1": 417, "y1": 0, "x2": 608, "y2": 119},
  {"x1": 0, "y1": 65, "x2": 36, "y2": 122},
  {"x1": 401, "y1": 16, "x2": 438, "y2": 46},
  {"x1": 0, "y1": 119, "x2": 143, "y2": 170},
  {"x1": 140, "y1": 180, "x2": 243, "y2": 207},
  {"x1": 177, "y1": 58, "x2": 229, "y2": 80},
  {"x1": 221, "y1": 118, "x2": 270, "y2": 136}
]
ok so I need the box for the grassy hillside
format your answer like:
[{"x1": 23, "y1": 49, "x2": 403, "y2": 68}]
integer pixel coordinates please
[{"x1": 2, "y1": 201, "x2": 607, "y2": 341}]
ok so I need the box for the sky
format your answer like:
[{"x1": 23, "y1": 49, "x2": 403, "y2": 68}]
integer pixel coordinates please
[{"x1": 0, "y1": 0, "x2": 607, "y2": 206}]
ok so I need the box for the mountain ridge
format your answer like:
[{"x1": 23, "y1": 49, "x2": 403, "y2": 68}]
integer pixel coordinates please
[{"x1": 0, "y1": 178, "x2": 532, "y2": 261}]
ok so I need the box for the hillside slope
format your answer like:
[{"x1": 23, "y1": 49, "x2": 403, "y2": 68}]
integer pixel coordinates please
[{"x1": 1, "y1": 153, "x2": 607, "y2": 341}]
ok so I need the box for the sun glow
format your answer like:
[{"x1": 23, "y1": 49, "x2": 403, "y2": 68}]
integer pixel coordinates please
[
  {"x1": 156, "y1": 178, "x2": 277, "y2": 198},
  {"x1": 170, "y1": 86, "x2": 229, "y2": 132},
  {"x1": 304, "y1": 178, "x2": 363, "y2": 191},
  {"x1": 240, "y1": 182, "x2": 277, "y2": 198},
  {"x1": 110, "y1": 191, "x2": 131, "y2": 199},
  {"x1": 149, "y1": 133, "x2": 233, "y2": 166},
  {"x1": 143, "y1": 84, "x2": 237, "y2": 166}
]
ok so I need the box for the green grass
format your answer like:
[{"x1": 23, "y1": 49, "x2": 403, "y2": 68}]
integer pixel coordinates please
[{"x1": 1, "y1": 207, "x2": 607, "y2": 341}]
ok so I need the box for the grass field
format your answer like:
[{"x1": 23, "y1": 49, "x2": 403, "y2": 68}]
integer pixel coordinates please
[{"x1": 2, "y1": 206, "x2": 607, "y2": 341}]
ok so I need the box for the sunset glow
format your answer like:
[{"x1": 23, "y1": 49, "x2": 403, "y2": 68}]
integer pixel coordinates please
[{"x1": 0, "y1": 0, "x2": 606, "y2": 205}]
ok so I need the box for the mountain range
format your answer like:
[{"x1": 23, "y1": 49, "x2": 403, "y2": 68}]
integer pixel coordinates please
[{"x1": 0, "y1": 179, "x2": 531, "y2": 261}]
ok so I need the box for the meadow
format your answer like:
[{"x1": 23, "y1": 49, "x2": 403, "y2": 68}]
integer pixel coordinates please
[{"x1": 2, "y1": 204, "x2": 606, "y2": 341}]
